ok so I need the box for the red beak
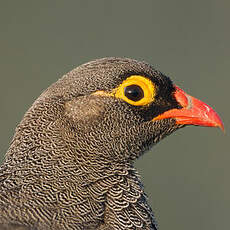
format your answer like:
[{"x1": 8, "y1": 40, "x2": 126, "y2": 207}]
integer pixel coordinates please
[{"x1": 154, "y1": 85, "x2": 224, "y2": 131}]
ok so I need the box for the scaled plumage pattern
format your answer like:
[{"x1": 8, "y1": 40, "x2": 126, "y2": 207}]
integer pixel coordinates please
[{"x1": 0, "y1": 58, "x2": 223, "y2": 230}]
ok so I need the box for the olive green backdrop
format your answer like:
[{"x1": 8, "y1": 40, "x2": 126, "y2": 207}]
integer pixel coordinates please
[{"x1": 0, "y1": 1, "x2": 229, "y2": 229}]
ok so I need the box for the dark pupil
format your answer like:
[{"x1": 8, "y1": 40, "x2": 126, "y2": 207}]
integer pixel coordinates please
[{"x1": 124, "y1": 85, "x2": 144, "y2": 101}]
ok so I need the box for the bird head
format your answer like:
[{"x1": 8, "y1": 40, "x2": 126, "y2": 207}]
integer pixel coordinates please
[{"x1": 12, "y1": 57, "x2": 223, "y2": 167}]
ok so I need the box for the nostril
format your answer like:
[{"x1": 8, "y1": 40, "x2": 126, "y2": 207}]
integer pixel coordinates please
[{"x1": 174, "y1": 85, "x2": 189, "y2": 108}]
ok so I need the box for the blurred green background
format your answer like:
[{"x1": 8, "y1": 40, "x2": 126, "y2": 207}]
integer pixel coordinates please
[{"x1": 0, "y1": 1, "x2": 229, "y2": 229}]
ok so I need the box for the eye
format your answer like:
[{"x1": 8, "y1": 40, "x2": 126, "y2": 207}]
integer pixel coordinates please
[
  {"x1": 113, "y1": 75, "x2": 156, "y2": 106},
  {"x1": 124, "y1": 85, "x2": 144, "y2": 101}
]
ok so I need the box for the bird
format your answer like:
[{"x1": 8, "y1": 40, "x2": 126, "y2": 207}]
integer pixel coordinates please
[{"x1": 0, "y1": 57, "x2": 224, "y2": 230}]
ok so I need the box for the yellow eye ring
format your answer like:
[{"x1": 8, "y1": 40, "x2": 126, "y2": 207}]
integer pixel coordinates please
[{"x1": 113, "y1": 75, "x2": 156, "y2": 106}]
